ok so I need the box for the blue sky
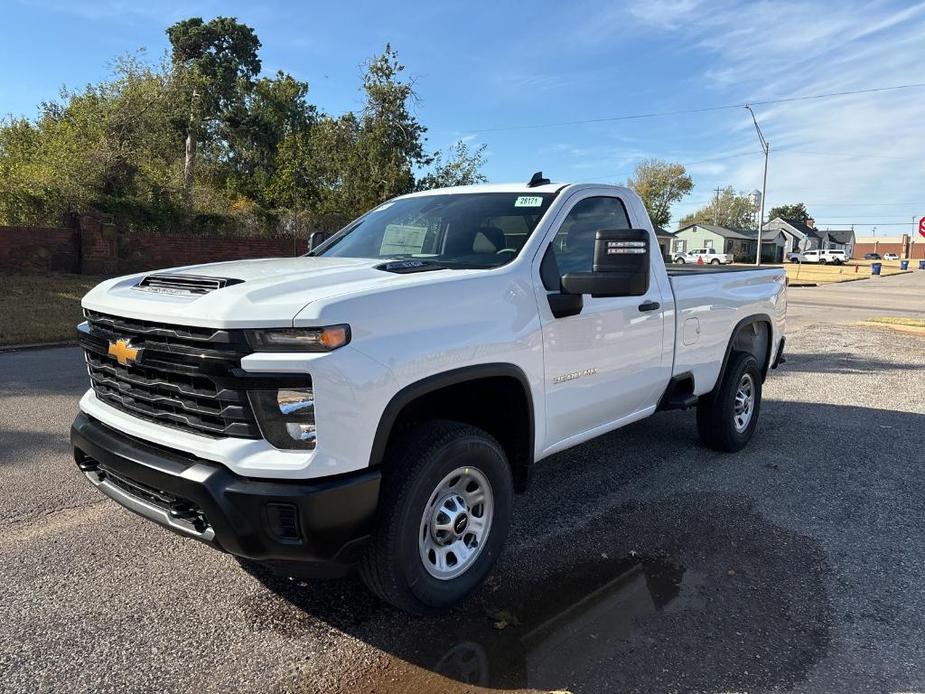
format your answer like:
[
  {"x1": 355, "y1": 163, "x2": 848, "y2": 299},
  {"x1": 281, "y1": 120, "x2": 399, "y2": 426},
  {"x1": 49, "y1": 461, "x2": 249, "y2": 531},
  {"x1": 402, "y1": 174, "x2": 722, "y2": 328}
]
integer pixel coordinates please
[{"x1": 2, "y1": 0, "x2": 924, "y2": 233}]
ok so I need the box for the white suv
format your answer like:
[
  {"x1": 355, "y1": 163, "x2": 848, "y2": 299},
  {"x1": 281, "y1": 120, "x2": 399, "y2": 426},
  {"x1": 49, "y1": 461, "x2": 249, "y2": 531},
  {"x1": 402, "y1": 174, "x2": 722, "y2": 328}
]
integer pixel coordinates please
[{"x1": 673, "y1": 248, "x2": 733, "y2": 265}]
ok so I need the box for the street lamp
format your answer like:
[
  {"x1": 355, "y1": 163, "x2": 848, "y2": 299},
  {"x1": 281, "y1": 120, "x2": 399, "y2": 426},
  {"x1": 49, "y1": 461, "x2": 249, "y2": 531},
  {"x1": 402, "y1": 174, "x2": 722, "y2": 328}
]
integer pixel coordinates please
[{"x1": 745, "y1": 105, "x2": 769, "y2": 266}]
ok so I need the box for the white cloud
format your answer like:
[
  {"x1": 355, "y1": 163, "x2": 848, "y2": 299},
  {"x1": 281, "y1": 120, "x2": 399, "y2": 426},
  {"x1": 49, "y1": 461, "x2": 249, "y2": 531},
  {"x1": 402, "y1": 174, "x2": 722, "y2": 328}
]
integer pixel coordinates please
[{"x1": 625, "y1": 0, "x2": 925, "y2": 228}]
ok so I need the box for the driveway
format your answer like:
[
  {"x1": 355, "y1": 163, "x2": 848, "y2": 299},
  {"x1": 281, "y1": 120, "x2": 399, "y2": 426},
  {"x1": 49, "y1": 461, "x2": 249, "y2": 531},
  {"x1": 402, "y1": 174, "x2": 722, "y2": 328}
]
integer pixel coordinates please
[{"x1": 1, "y1": 273, "x2": 924, "y2": 693}]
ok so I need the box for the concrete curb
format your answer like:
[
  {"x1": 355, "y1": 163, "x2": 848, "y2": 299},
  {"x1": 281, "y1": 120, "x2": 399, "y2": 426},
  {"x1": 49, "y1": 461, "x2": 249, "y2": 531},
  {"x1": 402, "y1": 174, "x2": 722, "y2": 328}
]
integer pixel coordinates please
[{"x1": 0, "y1": 340, "x2": 78, "y2": 353}]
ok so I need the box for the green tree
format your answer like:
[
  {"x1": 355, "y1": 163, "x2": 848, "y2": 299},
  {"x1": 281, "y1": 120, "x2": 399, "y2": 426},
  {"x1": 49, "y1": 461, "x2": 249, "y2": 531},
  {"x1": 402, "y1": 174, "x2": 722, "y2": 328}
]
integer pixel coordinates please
[
  {"x1": 679, "y1": 187, "x2": 756, "y2": 229},
  {"x1": 767, "y1": 202, "x2": 809, "y2": 223},
  {"x1": 416, "y1": 141, "x2": 488, "y2": 191},
  {"x1": 626, "y1": 159, "x2": 693, "y2": 228},
  {"x1": 354, "y1": 44, "x2": 430, "y2": 209},
  {"x1": 166, "y1": 17, "x2": 261, "y2": 198},
  {"x1": 225, "y1": 71, "x2": 316, "y2": 206}
]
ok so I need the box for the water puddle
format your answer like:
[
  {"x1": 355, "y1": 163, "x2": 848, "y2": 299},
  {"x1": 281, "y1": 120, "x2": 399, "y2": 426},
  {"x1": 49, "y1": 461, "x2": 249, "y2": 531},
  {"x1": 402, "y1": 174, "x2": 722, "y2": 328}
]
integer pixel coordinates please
[{"x1": 374, "y1": 555, "x2": 701, "y2": 691}]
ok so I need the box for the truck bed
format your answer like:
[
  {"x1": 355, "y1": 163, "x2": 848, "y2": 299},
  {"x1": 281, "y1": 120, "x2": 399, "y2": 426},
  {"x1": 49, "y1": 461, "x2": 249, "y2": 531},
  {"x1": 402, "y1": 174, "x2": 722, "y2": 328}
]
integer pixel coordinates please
[
  {"x1": 667, "y1": 265, "x2": 786, "y2": 396},
  {"x1": 666, "y1": 265, "x2": 779, "y2": 276}
]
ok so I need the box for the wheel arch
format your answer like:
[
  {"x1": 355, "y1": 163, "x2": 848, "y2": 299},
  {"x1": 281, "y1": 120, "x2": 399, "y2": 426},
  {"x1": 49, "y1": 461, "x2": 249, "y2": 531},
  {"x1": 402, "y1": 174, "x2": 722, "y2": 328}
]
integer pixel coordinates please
[
  {"x1": 369, "y1": 363, "x2": 536, "y2": 491},
  {"x1": 719, "y1": 314, "x2": 775, "y2": 385}
]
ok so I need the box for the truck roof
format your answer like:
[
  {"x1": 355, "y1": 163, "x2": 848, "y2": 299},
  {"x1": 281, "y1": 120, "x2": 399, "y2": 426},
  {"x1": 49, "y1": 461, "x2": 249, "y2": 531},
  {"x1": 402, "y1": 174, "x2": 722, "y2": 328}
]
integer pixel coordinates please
[{"x1": 398, "y1": 181, "x2": 633, "y2": 198}]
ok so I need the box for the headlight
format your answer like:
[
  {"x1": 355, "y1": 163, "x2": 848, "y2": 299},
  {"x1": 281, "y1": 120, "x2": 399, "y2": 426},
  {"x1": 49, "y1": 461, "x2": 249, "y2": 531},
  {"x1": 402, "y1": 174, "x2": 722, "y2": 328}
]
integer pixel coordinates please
[
  {"x1": 249, "y1": 387, "x2": 316, "y2": 450},
  {"x1": 245, "y1": 325, "x2": 350, "y2": 352}
]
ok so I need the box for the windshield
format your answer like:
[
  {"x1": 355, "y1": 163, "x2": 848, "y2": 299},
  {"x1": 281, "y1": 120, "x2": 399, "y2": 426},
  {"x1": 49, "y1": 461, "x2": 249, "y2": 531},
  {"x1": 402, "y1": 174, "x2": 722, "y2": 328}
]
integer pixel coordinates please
[{"x1": 313, "y1": 192, "x2": 557, "y2": 268}]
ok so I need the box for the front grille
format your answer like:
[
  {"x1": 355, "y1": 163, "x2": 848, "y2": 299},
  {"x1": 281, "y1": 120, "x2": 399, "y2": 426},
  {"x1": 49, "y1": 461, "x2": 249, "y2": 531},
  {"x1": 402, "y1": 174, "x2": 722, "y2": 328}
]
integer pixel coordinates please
[{"x1": 79, "y1": 310, "x2": 261, "y2": 439}]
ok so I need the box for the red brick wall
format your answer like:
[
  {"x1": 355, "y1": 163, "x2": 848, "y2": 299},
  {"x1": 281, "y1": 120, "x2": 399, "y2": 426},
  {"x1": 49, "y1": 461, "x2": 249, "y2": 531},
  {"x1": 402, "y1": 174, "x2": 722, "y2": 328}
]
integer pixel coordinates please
[
  {"x1": 1, "y1": 224, "x2": 309, "y2": 275},
  {"x1": 116, "y1": 234, "x2": 308, "y2": 274},
  {"x1": 854, "y1": 241, "x2": 925, "y2": 259},
  {"x1": 0, "y1": 226, "x2": 80, "y2": 273}
]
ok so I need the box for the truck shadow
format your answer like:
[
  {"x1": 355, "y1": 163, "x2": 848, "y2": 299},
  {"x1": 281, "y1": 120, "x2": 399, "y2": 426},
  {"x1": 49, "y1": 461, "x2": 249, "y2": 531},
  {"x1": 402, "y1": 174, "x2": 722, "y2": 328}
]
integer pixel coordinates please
[
  {"x1": 778, "y1": 350, "x2": 918, "y2": 374},
  {"x1": 242, "y1": 492, "x2": 832, "y2": 692},
  {"x1": 237, "y1": 400, "x2": 925, "y2": 692}
]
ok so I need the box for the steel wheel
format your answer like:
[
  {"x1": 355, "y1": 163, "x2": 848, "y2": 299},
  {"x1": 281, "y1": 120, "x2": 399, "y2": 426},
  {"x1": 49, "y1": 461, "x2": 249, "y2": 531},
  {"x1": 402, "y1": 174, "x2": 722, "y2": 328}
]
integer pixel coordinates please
[
  {"x1": 419, "y1": 467, "x2": 494, "y2": 580},
  {"x1": 733, "y1": 373, "x2": 755, "y2": 433}
]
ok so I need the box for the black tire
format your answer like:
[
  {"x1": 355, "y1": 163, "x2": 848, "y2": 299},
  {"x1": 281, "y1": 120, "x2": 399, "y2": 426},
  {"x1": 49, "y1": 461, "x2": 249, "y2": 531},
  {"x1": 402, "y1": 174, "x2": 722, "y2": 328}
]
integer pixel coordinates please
[
  {"x1": 696, "y1": 351, "x2": 762, "y2": 452},
  {"x1": 359, "y1": 420, "x2": 513, "y2": 614},
  {"x1": 819, "y1": 258, "x2": 827, "y2": 264},
  {"x1": 711, "y1": 258, "x2": 720, "y2": 265},
  {"x1": 675, "y1": 257, "x2": 686, "y2": 264}
]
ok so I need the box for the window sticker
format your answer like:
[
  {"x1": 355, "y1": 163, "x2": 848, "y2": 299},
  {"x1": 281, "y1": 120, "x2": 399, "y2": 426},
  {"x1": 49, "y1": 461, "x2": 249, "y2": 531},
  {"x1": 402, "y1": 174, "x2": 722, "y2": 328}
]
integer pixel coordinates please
[{"x1": 514, "y1": 196, "x2": 543, "y2": 208}]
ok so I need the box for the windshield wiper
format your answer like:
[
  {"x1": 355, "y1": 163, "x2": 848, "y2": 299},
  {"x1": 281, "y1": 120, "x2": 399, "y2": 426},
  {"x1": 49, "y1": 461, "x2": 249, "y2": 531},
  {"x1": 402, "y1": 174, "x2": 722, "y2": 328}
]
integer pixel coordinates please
[{"x1": 375, "y1": 258, "x2": 493, "y2": 274}]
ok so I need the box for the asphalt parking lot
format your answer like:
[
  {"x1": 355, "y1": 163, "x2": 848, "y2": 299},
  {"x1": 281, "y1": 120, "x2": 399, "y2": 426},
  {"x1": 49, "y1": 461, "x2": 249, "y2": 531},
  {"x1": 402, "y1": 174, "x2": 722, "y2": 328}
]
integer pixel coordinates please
[{"x1": 1, "y1": 273, "x2": 924, "y2": 693}]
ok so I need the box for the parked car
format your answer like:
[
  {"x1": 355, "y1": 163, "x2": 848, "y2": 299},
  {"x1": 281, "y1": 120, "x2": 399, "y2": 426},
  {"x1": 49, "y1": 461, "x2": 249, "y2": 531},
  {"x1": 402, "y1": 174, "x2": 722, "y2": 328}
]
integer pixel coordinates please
[
  {"x1": 864, "y1": 252, "x2": 881, "y2": 260},
  {"x1": 882, "y1": 252, "x2": 899, "y2": 260},
  {"x1": 790, "y1": 249, "x2": 848, "y2": 265},
  {"x1": 673, "y1": 247, "x2": 733, "y2": 265},
  {"x1": 72, "y1": 178, "x2": 786, "y2": 614}
]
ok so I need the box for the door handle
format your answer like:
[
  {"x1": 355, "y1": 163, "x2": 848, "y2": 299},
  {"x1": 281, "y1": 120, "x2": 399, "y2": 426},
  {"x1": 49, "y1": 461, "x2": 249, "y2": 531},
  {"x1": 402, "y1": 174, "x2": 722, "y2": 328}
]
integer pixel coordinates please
[{"x1": 638, "y1": 301, "x2": 660, "y2": 312}]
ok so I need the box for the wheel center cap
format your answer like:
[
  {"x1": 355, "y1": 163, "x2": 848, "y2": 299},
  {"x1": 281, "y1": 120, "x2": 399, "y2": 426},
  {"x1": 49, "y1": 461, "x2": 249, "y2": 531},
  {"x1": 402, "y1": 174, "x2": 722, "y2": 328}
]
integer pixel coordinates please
[{"x1": 454, "y1": 514, "x2": 469, "y2": 534}]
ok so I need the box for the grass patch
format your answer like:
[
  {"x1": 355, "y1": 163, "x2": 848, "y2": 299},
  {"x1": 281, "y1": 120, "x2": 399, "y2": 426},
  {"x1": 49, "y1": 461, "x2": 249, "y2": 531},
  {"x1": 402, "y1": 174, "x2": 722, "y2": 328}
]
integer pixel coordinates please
[
  {"x1": 865, "y1": 316, "x2": 925, "y2": 328},
  {"x1": 0, "y1": 273, "x2": 103, "y2": 346},
  {"x1": 783, "y1": 262, "x2": 909, "y2": 284}
]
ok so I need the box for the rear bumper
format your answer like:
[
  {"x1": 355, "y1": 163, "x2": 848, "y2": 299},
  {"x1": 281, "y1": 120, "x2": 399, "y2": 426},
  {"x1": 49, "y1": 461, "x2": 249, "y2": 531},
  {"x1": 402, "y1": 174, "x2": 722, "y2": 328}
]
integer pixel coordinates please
[{"x1": 71, "y1": 413, "x2": 381, "y2": 577}]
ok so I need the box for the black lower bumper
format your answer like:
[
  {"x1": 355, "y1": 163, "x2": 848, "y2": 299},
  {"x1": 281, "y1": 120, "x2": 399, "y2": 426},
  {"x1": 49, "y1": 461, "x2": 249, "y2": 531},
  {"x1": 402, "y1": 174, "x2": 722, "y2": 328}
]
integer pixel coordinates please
[{"x1": 71, "y1": 413, "x2": 381, "y2": 577}]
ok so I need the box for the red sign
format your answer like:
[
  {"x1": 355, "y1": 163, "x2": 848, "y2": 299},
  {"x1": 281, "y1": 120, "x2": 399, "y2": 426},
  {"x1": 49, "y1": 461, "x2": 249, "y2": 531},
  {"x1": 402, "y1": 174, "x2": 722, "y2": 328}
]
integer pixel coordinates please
[{"x1": 919, "y1": 216, "x2": 925, "y2": 238}]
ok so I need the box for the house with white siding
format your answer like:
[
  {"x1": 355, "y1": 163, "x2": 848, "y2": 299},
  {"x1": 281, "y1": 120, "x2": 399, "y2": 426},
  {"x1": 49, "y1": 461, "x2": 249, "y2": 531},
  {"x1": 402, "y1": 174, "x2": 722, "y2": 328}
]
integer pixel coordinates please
[{"x1": 763, "y1": 217, "x2": 855, "y2": 257}]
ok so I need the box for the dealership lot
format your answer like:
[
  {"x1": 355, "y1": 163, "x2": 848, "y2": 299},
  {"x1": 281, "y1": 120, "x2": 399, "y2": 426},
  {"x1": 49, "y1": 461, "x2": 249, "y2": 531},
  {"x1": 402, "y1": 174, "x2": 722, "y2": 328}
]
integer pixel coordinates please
[{"x1": 1, "y1": 275, "x2": 924, "y2": 693}]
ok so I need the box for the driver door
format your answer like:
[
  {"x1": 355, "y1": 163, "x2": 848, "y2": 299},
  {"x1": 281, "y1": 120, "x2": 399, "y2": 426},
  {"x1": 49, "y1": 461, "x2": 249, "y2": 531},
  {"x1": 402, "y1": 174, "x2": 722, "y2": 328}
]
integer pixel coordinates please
[{"x1": 535, "y1": 194, "x2": 671, "y2": 451}]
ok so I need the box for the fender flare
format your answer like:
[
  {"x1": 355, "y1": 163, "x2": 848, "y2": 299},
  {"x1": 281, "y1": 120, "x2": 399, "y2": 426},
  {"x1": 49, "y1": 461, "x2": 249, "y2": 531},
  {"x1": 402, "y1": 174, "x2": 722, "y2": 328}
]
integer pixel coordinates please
[{"x1": 368, "y1": 363, "x2": 535, "y2": 468}]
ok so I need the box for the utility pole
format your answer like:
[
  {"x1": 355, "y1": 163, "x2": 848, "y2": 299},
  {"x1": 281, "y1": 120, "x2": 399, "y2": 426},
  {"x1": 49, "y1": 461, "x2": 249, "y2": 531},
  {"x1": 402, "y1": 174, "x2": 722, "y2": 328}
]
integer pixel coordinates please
[
  {"x1": 712, "y1": 187, "x2": 721, "y2": 226},
  {"x1": 745, "y1": 105, "x2": 769, "y2": 266}
]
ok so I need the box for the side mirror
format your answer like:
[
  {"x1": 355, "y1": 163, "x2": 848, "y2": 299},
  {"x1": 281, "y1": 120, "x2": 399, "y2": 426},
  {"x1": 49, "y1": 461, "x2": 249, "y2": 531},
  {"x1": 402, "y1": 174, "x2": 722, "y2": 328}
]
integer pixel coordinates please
[{"x1": 561, "y1": 229, "x2": 650, "y2": 298}]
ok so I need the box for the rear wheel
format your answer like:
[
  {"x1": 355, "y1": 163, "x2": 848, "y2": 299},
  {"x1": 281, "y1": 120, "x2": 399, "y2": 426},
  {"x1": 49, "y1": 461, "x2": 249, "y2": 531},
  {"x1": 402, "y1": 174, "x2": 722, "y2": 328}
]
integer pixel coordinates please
[
  {"x1": 710, "y1": 258, "x2": 720, "y2": 265},
  {"x1": 696, "y1": 351, "x2": 762, "y2": 452},
  {"x1": 359, "y1": 421, "x2": 513, "y2": 614}
]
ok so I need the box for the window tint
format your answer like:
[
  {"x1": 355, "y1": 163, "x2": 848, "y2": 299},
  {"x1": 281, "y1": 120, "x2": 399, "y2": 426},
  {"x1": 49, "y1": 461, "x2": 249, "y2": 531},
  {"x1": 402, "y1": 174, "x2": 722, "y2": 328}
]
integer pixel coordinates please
[{"x1": 550, "y1": 197, "x2": 631, "y2": 275}]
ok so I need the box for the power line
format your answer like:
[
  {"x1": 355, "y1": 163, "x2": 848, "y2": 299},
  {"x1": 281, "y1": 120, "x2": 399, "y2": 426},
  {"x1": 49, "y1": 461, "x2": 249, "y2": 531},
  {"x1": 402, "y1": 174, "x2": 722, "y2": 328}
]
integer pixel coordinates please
[
  {"x1": 822, "y1": 222, "x2": 916, "y2": 226},
  {"x1": 466, "y1": 82, "x2": 925, "y2": 133}
]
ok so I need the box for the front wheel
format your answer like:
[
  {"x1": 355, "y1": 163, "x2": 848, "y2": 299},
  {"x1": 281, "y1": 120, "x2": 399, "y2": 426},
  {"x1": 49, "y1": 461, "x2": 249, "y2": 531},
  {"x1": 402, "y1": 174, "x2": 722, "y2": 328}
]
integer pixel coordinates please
[
  {"x1": 696, "y1": 351, "x2": 762, "y2": 452},
  {"x1": 675, "y1": 257, "x2": 686, "y2": 264},
  {"x1": 359, "y1": 421, "x2": 513, "y2": 614}
]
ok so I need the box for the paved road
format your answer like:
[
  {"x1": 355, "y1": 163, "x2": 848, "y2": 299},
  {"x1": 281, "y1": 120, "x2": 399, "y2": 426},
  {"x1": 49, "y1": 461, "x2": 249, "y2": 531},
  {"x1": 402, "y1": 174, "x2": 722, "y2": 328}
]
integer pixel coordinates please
[
  {"x1": 1, "y1": 275, "x2": 924, "y2": 693},
  {"x1": 787, "y1": 269, "x2": 925, "y2": 329}
]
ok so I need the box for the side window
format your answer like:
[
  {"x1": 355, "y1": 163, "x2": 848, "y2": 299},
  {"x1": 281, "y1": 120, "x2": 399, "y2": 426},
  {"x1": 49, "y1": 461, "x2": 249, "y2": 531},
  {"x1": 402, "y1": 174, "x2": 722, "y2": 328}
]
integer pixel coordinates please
[{"x1": 550, "y1": 196, "x2": 631, "y2": 275}]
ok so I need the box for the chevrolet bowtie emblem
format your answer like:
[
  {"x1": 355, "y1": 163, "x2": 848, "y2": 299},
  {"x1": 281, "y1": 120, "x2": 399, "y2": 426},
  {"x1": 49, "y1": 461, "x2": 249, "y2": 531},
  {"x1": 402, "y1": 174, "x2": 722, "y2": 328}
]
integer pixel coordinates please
[{"x1": 108, "y1": 338, "x2": 141, "y2": 367}]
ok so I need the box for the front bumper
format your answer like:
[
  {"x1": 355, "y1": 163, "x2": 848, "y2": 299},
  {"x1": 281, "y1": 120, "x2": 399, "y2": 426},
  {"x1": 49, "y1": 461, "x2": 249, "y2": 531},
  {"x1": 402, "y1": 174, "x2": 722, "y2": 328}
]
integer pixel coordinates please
[{"x1": 71, "y1": 413, "x2": 381, "y2": 577}]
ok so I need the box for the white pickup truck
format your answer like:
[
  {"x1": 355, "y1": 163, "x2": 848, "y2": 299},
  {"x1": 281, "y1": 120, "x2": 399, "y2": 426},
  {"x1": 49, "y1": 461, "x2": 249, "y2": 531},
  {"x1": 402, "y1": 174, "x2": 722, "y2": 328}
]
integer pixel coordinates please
[
  {"x1": 71, "y1": 177, "x2": 786, "y2": 613},
  {"x1": 673, "y1": 247, "x2": 733, "y2": 265}
]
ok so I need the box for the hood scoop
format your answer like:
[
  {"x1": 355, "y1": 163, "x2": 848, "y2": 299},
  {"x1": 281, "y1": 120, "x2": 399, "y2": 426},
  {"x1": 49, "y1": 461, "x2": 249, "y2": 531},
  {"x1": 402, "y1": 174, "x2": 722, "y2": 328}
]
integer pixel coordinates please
[{"x1": 135, "y1": 274, "x2": 244, "y2": 296}]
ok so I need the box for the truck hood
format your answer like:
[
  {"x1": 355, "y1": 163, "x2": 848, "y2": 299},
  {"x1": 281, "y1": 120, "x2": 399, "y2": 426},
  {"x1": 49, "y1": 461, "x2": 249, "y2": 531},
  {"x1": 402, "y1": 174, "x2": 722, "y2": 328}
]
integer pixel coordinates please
[{"x1": 81, "y1": 256, "x2": 460, "y2": 328}]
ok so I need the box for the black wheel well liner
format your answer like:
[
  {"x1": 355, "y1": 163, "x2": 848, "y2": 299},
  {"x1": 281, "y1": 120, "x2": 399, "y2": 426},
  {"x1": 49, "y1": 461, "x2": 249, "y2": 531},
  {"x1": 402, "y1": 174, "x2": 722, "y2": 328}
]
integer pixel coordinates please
[
  {"x1": 719, "y1": 314, "x2": 775, "y2": 384},
  {"x1": 370, "y1": 363, "x2": 535, "y2": 491}
]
